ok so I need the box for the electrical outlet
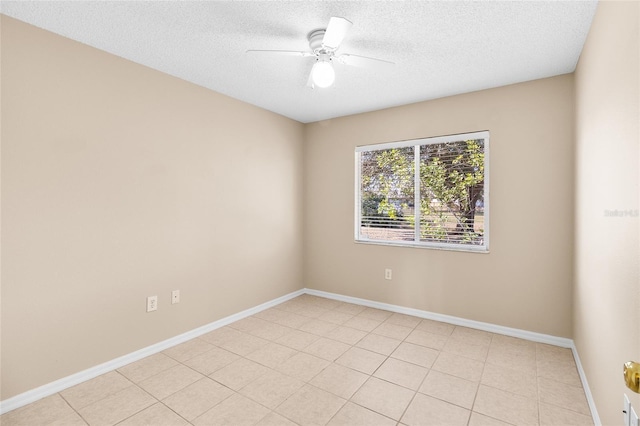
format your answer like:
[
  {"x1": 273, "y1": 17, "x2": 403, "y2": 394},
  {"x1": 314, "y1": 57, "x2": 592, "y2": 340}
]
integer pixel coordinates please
[
  {"x1": 385, "y1": 268, "x2": 392, "y2": 280},
  {"x1": 146, "y1": 295, "x2": 158, "y2": 312},
  {"x1": 171, "y1": 290, "x2": 180, "y2": 304}
]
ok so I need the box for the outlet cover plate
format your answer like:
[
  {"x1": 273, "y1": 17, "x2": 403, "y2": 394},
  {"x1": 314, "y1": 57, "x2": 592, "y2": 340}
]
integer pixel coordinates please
[{"x1": 147, "y1": 295, "x2": 158, "y2": 312}]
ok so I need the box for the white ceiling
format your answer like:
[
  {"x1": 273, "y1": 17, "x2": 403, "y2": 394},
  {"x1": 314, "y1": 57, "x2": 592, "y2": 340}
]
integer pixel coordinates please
[{"x1": 1, "y1": 1, "x2": 597, "y2": 123}]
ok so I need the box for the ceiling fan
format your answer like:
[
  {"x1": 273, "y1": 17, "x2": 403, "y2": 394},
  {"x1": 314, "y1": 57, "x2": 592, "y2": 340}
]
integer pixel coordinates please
[{"x1": 246, "y1": 17, "x2": 394, "y2": 88}]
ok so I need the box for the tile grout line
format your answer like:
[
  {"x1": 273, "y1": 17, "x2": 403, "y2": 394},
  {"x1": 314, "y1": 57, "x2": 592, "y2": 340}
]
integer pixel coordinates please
[
  {"x1": 57, "y1": 390, "x2": 91, "y2": 426},
  {"x1": 464, "y1": 332, "x2": 486, "y2": 426},
  {"x1": 270, "y1": 300, "x2": 498, "y2": 424},
  {"x1": 263, "y1": 300, "x2": 403, "y2": 424},
  {"x1": 536, "y1": 342, "x2": 542, "y2": 426}
]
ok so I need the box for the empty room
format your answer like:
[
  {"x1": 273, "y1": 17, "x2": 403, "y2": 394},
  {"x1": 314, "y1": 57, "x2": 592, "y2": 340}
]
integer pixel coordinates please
[{"x1": 1, "y1": 1, "x2": 638, "y2": 425}]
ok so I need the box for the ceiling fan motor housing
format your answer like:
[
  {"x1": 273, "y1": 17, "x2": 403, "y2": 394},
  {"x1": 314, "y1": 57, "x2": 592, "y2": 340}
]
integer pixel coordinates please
[{"x1": 308, "y1": 29, "x2": 331, "y2": 54}]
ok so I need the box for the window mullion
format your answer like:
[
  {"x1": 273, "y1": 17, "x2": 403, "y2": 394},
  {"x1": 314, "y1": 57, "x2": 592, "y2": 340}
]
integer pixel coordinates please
[
  {"x1": 354, "y1": 151, "x2": 361, "y2": 241},
  {"x1": 414, "y1": 145, "x2": 420, "y2": 243}
]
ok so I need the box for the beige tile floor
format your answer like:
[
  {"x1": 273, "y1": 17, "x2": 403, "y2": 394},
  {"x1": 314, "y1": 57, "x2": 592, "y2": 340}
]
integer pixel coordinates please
[{"x1": 1, "y1": 294, "x2": 594, "y2": 426}]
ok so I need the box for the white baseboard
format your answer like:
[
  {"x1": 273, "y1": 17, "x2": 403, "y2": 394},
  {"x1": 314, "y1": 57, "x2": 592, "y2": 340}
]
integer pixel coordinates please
[
  {"x1": 305, "y1": 288, "x2": 574, "y2": 347},
  {"x1": 1, "y1": 286, "x2": 599, "y2": 426},
  {"x1": 0, "y1": 289, "x2": 304, "y2": 415},
  {"x1": 571, "y1": 344, "x2": 602, "y2": 425}
]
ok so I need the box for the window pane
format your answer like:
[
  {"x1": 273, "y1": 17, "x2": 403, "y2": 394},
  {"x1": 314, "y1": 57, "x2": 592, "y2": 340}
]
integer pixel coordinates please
[
  {"x1": 419, "y1": 139, "x2": 485, "y2": 246},
  {"x1": 360, "y1": 147, "x2": 415, "y2": 242}
]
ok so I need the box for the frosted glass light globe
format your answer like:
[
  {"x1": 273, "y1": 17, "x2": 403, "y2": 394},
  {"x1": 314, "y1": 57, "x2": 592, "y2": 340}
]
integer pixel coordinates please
[{"x1": 312, "y1": 60, "x2": 335, "y2": 88}]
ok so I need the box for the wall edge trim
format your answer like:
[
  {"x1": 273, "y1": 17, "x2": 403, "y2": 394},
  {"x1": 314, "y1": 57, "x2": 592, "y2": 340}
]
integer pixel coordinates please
[{"x1": 0, "y1": 288, "x2": 305, "y2": 415}]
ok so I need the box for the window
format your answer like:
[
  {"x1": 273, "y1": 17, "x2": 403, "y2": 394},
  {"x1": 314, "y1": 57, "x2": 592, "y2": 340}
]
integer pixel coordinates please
[{"x1": 355, "y1": 131, "x2": 489, "y2": 252}]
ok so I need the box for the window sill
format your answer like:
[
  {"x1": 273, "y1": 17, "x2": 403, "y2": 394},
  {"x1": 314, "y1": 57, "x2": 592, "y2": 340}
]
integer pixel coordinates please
[{"x1": 354, "y1": 239, "x2": 489, "y2": 253}]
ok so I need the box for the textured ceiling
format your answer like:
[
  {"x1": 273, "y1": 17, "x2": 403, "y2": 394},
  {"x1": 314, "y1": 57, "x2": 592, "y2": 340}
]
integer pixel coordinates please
[{"x1": 1, "y1": 1, "x2": 597, "y2": 123}]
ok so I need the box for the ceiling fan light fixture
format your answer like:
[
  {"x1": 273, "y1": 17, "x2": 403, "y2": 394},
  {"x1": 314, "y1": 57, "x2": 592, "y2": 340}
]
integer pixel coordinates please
[
  {"x1": 247, "y1": 16, "x2": 392, "y2": 89},
  {"x1": 311, "y1": 59, "x2": 335, "y2": 88}
]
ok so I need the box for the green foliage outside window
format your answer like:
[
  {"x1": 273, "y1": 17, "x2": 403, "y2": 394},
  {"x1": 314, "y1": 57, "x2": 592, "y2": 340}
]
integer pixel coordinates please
[{"x1": 360, "y1": 138, "x2": 485, "y2": 246}]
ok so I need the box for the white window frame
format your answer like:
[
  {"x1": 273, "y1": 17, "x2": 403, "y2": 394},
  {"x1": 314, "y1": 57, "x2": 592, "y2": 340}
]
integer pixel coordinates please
[{"x1": 355, "y1": 131, "x2": 490, "y2": 253}]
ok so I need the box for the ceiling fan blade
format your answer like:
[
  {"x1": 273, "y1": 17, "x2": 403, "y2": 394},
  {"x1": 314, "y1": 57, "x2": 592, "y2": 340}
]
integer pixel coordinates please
[
  {"x1": 338, "y1": 53, "x2": 395, "y2": 67},
  {"x1": 306, "y1": 68, "x2": 315, "y2": 88},
  {"x1": 322, "y1": 17, "x2": 352, "y2": 49},
  {"x1": 246, "y1": 49, "x2": 314, "y2": 57}
]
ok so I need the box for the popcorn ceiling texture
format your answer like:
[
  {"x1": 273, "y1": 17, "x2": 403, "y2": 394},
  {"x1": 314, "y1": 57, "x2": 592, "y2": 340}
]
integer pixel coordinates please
[{"x1": 1, "y1": 1, "x2": 596, "y2": 123}]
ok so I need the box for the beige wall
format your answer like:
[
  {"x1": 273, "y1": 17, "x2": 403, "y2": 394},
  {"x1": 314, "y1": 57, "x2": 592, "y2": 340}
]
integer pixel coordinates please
[
  {"x1": 3, "y1": 4, "x2": 639, "y2": 421},
  {"x1": 304, "y1": 75, "x2": 575, "y2": 338},
  {"x1": 574, "y1": 2, "x2": 640, "y2": 425},
  {"x1": 0, "y1": 16, "x2": 304, "y2": 399}
]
